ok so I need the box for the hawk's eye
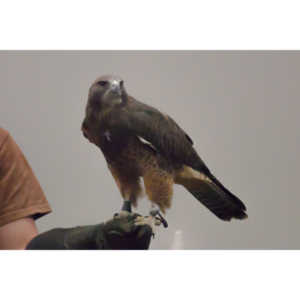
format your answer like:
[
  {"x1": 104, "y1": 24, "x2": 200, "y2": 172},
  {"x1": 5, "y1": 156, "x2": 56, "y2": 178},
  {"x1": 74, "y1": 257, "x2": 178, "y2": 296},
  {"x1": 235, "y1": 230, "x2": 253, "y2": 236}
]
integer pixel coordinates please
[{"x1": 98, "y1": 81, "x2": 107, "y2": 87}]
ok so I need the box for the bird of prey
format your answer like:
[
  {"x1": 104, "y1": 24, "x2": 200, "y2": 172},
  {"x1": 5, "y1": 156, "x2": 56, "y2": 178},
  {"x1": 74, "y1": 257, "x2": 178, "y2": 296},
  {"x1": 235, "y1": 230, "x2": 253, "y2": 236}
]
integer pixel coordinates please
[{"x1": 82, "y1": 75, "x2": 247, "y2": 228}]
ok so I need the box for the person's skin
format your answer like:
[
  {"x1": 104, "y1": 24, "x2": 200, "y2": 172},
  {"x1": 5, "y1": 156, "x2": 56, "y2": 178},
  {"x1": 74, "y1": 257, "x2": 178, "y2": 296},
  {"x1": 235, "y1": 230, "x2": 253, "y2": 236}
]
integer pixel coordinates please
[{"x1": 0, "y1": 217, "x2": 38, "y2": 250}]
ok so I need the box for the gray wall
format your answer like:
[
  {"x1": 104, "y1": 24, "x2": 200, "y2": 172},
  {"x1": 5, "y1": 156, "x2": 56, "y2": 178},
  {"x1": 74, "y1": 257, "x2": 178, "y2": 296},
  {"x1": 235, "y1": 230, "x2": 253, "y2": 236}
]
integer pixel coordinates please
[{"x1": 1, "y1": 51, "x2": 299, "y2": 249}]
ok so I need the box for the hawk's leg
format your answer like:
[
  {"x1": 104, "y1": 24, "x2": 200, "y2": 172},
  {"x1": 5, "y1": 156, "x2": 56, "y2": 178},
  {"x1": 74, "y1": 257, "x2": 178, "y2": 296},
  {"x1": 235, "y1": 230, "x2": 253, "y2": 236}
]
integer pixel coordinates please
[
  {"x1": 150, "y1": 204, "x2": 168, "y2": 228},
  {"x1": 108, "y1": 164, "x2": 143, "y2": 215},
  {"x1": 142, "y1": 169, "x2": 173, "y2": 230},
  {"x1": 121, "y1": 200, "x2": 132, "y2": 212},
  {"x1": 119, "y1": 195, "x2": 137, "y2": 218}
]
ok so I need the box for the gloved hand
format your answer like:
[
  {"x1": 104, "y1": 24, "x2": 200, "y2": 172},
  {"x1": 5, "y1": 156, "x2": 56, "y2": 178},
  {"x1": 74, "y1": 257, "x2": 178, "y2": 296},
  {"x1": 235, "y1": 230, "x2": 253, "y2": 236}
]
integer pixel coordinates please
[{"x1": 26, "y1": 212, "x2": 153, "y2": 250}]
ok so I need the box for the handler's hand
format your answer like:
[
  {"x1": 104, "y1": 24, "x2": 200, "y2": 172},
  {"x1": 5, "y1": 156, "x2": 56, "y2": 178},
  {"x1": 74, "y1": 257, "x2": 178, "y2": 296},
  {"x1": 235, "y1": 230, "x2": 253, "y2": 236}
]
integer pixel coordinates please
[{"x1": 101, "y1": 212, "x2": 153, "y2": 250}]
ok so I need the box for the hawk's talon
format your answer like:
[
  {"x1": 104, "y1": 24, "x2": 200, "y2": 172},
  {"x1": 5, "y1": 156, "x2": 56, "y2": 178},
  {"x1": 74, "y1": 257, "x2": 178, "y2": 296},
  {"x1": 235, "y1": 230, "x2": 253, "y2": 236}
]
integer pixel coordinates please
[
  {"x1": 149, "y1": 209, "x2": 168, "y2": 228},
  {"x1": 157, "y1": 212, "x2": 168, "y2": 228}
]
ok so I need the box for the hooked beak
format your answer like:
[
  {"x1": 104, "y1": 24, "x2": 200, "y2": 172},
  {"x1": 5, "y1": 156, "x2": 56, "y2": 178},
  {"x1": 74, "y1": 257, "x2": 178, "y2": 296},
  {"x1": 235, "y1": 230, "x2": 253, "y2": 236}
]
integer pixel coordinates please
[{"x1": 111, "y1": 80, "x2": 124, "y2": 96}]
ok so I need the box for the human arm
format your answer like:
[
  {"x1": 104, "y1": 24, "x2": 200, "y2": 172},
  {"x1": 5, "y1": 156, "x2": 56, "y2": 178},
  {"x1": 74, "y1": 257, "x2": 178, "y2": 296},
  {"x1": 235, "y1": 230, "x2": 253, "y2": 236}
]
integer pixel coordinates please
[
  {"x1": 0, "y1": 128, "x2": 51, "y2": 249},
  {"x1": 0, "y1": 217, "x2": 38, "y2": 249}
]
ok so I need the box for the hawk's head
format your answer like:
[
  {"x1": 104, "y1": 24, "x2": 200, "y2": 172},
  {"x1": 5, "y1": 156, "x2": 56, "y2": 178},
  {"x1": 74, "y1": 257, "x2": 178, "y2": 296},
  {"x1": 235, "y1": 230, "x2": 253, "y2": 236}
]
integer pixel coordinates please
[{"x1": 88, "y1": 75, "x2": 127, "y2": 109}]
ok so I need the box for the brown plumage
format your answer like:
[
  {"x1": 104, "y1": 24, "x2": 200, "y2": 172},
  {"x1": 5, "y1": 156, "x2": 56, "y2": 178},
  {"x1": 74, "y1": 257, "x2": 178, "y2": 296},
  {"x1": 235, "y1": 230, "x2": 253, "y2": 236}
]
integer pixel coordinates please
[{"x1": 82, "y1": 75, "x2": 247, "y2": 221}]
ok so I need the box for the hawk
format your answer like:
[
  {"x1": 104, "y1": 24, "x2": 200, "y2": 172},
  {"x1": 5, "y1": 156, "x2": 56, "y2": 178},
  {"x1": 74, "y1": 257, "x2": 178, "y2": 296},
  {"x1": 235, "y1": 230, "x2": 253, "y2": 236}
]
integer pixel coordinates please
[{"x1": 82, "y1": 75, "x2": 247, "y2": 228}]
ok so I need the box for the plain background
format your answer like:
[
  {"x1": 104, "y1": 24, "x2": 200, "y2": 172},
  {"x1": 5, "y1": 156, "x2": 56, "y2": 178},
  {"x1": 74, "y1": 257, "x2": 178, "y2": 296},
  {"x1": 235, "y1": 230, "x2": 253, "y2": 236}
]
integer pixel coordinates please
[{"x1": 0, "y1": 51, "x2": 299, "y2": 249}]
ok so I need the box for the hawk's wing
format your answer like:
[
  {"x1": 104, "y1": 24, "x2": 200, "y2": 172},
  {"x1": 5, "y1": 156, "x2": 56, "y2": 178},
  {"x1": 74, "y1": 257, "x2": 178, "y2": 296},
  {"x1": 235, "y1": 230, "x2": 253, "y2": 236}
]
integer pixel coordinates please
[{"x1": 115, "y1": 98, "x2": 209, "y2": 173}]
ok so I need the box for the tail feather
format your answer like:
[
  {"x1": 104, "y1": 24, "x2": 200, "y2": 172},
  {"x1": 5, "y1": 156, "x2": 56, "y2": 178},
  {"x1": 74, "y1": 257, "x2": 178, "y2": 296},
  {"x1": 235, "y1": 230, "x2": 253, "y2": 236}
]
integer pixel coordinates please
[
  {"x1": 207, "y1": 172, "x2": 247, "y2": 211},
  {"x1": 189, "y1": 186, "x2": 247, "y2": 221},
  {"x1": 175, "y1": 166, "x2": 247, "y2": 221}
]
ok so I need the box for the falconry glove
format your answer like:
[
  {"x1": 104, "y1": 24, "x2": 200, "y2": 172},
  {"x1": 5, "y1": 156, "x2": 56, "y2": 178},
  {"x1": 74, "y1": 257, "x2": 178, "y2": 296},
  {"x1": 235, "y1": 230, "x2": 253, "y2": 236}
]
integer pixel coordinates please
[{"x1": 26, "y1": 212, "x2": 153, "y2": 250}]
